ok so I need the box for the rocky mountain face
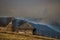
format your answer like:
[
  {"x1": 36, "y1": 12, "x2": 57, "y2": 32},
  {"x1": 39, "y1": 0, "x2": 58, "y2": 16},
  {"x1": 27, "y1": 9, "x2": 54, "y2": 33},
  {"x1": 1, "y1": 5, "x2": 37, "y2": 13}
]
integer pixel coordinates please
[{"x1": 0, "y1": 17, "x2": 60, "y2": 39}]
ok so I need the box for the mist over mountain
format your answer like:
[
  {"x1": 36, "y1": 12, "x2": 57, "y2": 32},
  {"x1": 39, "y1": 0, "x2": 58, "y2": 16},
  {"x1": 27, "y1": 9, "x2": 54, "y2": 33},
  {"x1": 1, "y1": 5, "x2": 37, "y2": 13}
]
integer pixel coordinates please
[
  {"x1": 0, "y1": 0, "x2": 60, "y2": 37},
  {"x1": 0, "y1": 0, "x2": 60, "y2": 25}
]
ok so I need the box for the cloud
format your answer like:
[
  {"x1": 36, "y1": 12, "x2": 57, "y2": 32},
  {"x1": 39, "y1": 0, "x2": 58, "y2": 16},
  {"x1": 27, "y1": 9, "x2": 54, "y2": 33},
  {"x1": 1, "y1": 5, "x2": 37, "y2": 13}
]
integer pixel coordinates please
[{"x1": 0, "y1": 0, "x2": 60, "y2": 24}]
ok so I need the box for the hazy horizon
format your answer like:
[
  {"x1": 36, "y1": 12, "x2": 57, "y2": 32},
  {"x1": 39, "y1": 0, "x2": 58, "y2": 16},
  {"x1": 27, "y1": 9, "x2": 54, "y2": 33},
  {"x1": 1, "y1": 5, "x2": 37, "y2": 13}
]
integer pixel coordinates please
[{"x1": 0, "y1": 0, "x2": 60, "y2": 24}]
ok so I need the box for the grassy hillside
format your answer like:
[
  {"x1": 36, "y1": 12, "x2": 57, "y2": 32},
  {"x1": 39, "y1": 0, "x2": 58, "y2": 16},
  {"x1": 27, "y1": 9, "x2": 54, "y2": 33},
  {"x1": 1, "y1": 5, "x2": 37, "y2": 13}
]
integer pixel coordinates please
[{"x1": 0, "y1": 32, "x2": 59, "y2": 40}]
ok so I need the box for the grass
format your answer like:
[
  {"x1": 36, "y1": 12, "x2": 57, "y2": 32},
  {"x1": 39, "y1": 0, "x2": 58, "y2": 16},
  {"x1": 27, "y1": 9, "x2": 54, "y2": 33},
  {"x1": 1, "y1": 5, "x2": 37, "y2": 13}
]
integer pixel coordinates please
[{"x1": 0, "y1": 32, "x2": 59, "y2": 40}]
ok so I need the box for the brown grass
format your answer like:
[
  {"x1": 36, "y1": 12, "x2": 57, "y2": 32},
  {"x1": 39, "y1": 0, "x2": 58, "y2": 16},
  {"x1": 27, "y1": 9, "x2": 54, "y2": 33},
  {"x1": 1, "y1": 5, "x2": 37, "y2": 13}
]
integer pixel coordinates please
[{"x1": 0, "y1": 32, "x2": 59, "y2": 40}]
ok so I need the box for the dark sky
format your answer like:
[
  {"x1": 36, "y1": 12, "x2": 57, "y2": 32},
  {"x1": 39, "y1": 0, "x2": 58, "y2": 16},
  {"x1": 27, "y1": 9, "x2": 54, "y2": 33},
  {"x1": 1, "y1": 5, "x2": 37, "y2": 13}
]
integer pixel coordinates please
[{"x1": 0, "y1": 0, "x2": 60, "y2": 24}]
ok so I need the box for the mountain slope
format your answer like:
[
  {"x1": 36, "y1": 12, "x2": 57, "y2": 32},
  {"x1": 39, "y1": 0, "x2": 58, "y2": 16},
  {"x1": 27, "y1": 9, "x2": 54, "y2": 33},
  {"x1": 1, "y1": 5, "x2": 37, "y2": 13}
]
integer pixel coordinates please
[{"x1": 12, "y1": 18, "x2": 60, "y2": 39}]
